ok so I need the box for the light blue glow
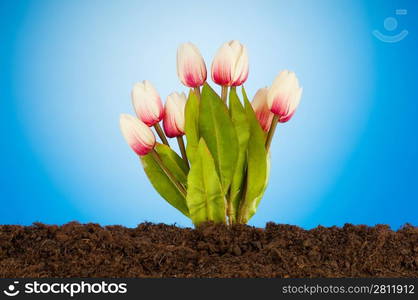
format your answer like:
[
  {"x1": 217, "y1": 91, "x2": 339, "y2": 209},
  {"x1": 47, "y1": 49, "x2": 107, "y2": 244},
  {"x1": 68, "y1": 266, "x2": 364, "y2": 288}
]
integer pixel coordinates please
[{"x1": 1, "y1": 0, "x2": 417, "y2": 228}]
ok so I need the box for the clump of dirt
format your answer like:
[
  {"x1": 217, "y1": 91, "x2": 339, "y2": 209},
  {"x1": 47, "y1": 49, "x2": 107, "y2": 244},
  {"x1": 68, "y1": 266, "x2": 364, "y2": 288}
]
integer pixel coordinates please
[{"x1": 0, "y1": 222, "x2": 417, "y2": 278}]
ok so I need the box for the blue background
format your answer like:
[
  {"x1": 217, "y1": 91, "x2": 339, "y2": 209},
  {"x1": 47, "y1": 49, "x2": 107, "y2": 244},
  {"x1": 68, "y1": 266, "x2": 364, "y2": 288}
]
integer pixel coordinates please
[{"x1": 1, "y1": 0, "x2": 417, "y2": 228}]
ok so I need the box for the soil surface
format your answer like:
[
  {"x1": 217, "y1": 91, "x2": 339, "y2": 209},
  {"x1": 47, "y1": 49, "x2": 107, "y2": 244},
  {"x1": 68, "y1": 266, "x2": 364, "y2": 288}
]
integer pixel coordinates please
[{"x1": 0, "y1": 222, "x2": 417, "y2": 278}]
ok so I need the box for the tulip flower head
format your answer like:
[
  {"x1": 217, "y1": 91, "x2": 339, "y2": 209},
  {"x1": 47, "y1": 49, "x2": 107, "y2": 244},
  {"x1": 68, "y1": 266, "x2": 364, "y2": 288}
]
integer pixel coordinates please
[
  {"x1": 267, "y1": 70, "x2": 303, "y2": 123},
  {"x1": 132, "y1": 80, "x2": 164, "y2": 126},
  {"x1": 211, "y1": 40, "x2": 249, "y2": 86},
  {"x1": 252, "y1": 88, "x2": 274, "y2": 132},
  {"x1": 177, "y1": 43, "x2": 207, "y2": 88},
  {"x1": 163, "y1": 92, "x2": 187, "y2": 138},
  {"x1": 120, "y1": 114, "x2": 156, "y2": 156}
]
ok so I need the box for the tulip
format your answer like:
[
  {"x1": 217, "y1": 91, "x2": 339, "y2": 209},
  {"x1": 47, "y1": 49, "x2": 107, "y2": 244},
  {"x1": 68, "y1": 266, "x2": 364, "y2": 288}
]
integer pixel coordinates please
[
  {"x1": 267, "y1": 70, "x2": 303, "y2": 123},
  {"x1": 211, "y1": 40, "x2": 249, "y2": 87},
  {"x1": 265, "y1": 70, "x2": 303, "y2": 150},
  {"x1": 132, "y1": 80, "x2": 164, "y2": 126},
  {"x1": 120, "y1": 114, "x2": 156, "y2": 156},
  {"x1": 163, "y1": 92, "x2": 189, "y2": 167},
  {"x1": 132, "y1": 80, "x2": 169, "y2": 146},
  {"x1": 120, "y1": 114, "x2": 187, "y2": 197},
  {"x1": 251, "y1": 87, "x2": 274, "y2": 132},
  {"x1": 163, "y1": 92, "x2": 187, "y2": 138},
  {"x1": 177, "y1": 43, "x2": 207, "y2": 89}
]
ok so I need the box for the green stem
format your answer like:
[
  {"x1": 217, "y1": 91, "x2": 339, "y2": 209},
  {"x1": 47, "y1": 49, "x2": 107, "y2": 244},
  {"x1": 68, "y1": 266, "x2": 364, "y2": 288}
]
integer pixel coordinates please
[
  {"x1": 237, "y1": 169, "x2": 249, "y2": 224},
  {"x1": 221, "y1": 86, "x2": 228, "y2": 103},
  {"x1": 150, "y1": 150, "x2": 187, "y2": 197},
  {"x1": 265, "y1": 115, "x2": 279, "y2": 151},
  {"x1": 229, "y1": 86, "x2": 237, "y2": 104},
  {"x1": 193, "y1": 87, "x2": 201, "y2": 100},
  {"x1": 176, "y1": 135, "x2": 189, "y2": 169},
  {"x1": 225, "y1": 188, "x2": 234, "y2": 225},
  {"x1": 154, "y1": 123, "x2": 170, "y2": 146},
  {"x1": 227, "y1": 86, "x2": 236, "y2": 225}
]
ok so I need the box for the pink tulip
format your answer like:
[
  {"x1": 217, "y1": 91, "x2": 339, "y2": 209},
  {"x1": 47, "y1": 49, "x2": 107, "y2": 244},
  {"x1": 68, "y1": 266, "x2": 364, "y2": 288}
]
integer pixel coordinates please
[
  {"x1": 211, "y1": 40, "x2": 249, "y2": 87},
  {"x1": 252, "y1": 88, "x2": 274, "y2": 132},
  {"x1": 163, "y1": 92, "x2": 187, "y2": 138},
  {"x1": 177, "y1": 43, "x2": 207, "y2": 88},
  {"x1": 132, "y1": 80, "x2": 164, "y2": 126},
  {"x1": 267, "y1": 70, "x2": 303, "y2": 123},
  {"x1": 120, "y1": 114, "x2": 156, "y2": 156}
]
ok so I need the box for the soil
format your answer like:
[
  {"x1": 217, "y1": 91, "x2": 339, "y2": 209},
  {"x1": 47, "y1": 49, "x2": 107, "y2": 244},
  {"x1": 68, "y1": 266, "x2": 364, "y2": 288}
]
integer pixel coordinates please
[{"x1": 0, "y1": 222, "x2": 417, "y2": 278}]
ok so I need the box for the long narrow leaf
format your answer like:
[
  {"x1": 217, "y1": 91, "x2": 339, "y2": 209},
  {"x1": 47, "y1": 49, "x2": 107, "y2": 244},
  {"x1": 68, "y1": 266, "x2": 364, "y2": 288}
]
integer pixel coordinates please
[
  {"x1": 155, "y1": 143, "x2": 189, "y2": 184},
  {"x1": 238, "y1": 87, "x2": 270, "y2": 223},
  {"x1": 140, "y1": 143, "x2": 189, "y2": 216},
  {"x1": 184, "y1": 90, "x2": 200, "y2": 164},
  {"x1": 228, "y1": 88, "x2": 250, "y2": 221},
  {"x1": 199, "y1": 83, "x2": 239, "y2": 193},
  {"x1": 186, "y1": 138, "x2": 226, "y2": 225}
]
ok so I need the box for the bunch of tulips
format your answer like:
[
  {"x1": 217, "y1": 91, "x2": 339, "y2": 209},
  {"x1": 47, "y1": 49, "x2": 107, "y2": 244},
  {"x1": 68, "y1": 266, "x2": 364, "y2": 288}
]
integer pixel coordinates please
[{"x1": 120, "y1": 40, "x2": 302, "y2": 226}]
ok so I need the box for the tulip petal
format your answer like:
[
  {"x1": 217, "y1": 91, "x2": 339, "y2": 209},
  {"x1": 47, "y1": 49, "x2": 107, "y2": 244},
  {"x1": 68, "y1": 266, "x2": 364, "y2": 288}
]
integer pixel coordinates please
[
  {"x1": 211, "y1": 43, "x2": 234, "y2": 86},
  {"x1": 231, "y1": 44, "x2": 249, "y2": 86},
  {"x1": 177, "y1": 43, "x2": 207, "y2": 88},
  {"x1": 120, "y1": 114, "x2": 156, "y2": 155},
  {"x1": 163, "y1": 92, "x2": 187, "y2": 138},
  {"x1": 132, "y1": 80, "x2": 164, "y2": 126},
  {"x1": 252, "y1": 87, "x2": 273, "y2": 131},
  {"x1": 211, "y1": 40, "x2": 250, "y2": 87},
  {"x1": 267, "y1": 70, "x2": 302, "y2": 122}
]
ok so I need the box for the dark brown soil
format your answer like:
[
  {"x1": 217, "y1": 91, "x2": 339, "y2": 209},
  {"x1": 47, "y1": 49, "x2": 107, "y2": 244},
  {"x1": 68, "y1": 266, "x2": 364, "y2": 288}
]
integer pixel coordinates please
[{"x1": 0, "y1": 222, "x2": 417, "y2": 278}]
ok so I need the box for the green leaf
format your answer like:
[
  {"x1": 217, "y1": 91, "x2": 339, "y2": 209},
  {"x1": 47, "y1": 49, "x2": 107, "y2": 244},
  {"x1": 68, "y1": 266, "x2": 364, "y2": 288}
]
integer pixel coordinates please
[
  {"x1": 184, "y1": 90, "x2": 200, "y2": 164},
  {"x1": 155, "y1": 143, "x2": 189, "y2": 184},
  {"x1": 140, "y1": 143, "x2": 189, "y2": 216},
  {"x1": 199, "y1": 83, "x2": 239, "y2": 193},
  {"x1": 186, "y1": 139, "x2": 226, "y2": 226},
  {"x1": 228, "y1": 88, "x2": 250, "y2": 221},
  {"x1": 238, "y1": 87, "x2": 270, "y2": 223}
]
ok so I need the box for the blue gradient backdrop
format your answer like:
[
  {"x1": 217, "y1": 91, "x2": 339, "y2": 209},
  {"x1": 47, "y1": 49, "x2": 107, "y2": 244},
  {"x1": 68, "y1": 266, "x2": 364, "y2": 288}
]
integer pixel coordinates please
[{"x1": 1, "y1": 0, "x2": 417, "y2": 228}]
